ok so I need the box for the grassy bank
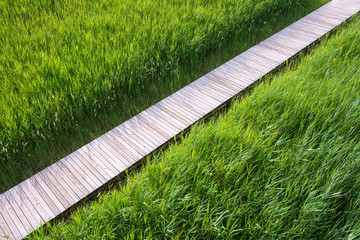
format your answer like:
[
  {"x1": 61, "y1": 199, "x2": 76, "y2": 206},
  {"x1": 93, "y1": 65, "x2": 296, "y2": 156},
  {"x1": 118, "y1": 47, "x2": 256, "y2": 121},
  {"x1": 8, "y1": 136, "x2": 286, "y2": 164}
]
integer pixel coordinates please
[
  {"x1": 0, "y1": 0, "x2": 328, "y2": 191},
  {"x1": 30, "y1": 16, "x2": 360, "y2": 239}
]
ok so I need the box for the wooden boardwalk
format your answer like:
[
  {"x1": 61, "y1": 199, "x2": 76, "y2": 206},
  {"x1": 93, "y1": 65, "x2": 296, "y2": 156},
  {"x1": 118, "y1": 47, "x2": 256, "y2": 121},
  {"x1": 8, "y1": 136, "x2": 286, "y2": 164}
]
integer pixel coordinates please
[{"x1": 1, "y1": 0, "x2": 359, "y2": 239}]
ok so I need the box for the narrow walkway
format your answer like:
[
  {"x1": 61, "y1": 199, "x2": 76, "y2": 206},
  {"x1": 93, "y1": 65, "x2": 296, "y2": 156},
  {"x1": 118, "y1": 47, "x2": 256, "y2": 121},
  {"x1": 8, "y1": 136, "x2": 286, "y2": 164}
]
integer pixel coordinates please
[{"x1": 1, "y1": 0, "x2": 359, "y2": 239}]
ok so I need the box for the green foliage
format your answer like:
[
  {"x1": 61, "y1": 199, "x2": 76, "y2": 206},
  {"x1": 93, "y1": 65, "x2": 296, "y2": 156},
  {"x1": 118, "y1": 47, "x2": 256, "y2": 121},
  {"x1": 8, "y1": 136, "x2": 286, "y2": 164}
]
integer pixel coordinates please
[
  {"x1": 30, "y1": 16, "x2": 360, "y2": 240},
  {"x1": 0, "y1": 0, "x2": 327, "y2": 190}
]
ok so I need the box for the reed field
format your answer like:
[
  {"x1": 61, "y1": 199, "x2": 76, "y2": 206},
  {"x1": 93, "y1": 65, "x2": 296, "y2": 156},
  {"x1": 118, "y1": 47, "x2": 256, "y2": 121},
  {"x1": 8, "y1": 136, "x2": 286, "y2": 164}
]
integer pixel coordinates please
[
  {"x1": 30, "y1": 16, "x2": 360, "y2": 239},
  {"x1": 0, "y1": 0, "x2": 328, "y2": 191}
]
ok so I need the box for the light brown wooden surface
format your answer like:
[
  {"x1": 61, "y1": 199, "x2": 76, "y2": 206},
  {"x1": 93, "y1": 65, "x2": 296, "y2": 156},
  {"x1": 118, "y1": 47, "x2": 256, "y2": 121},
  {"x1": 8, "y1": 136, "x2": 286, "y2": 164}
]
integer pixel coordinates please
[{"x1": 0, "y1": 0, "x2": 359, "y2": 239}]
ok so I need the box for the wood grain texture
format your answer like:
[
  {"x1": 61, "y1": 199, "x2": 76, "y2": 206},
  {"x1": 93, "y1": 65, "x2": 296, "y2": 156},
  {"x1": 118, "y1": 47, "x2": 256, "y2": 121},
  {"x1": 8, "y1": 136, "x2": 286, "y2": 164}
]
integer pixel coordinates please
[{"x1": 0, "y1": 1, "x2": 358, "y2": 238}]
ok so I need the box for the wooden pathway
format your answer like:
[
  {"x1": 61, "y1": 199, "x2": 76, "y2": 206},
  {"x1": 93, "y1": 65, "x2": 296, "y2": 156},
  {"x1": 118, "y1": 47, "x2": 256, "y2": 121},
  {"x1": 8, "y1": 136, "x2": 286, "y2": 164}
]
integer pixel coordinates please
[{"x1": 1, "y1": 0, "x2": 360, "y2": 239}]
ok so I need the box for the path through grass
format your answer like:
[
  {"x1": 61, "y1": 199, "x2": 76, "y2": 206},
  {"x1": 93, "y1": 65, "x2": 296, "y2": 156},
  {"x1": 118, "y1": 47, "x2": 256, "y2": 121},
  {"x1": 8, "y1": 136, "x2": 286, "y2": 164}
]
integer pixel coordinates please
[
  {"x1": 0, "y1": 0, "x2": 328, "y2": 191},
  {"x1": 30, "y1": 14, "x2": 360, "y2": 240}
]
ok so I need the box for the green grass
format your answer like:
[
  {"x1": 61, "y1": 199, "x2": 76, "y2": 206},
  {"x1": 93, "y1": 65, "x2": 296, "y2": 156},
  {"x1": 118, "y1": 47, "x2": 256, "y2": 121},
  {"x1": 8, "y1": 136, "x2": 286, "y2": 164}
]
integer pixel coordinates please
[
  {"x1": 0, "y1": 0, "x2": 328, "y2": 191},
  {"x1": 29, "y1": 16, "x2": 360, "y2": 239}
]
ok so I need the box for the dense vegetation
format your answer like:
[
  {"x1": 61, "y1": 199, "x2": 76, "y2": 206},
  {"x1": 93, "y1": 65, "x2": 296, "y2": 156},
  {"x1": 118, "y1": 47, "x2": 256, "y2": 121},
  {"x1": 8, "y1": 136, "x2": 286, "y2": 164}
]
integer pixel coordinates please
[
  {"x1": 0, "y1": 0, "x2": 327, "y2": 191},
  {"x1": 30, "y1": 15, "x2": 360, "y2": 240}
]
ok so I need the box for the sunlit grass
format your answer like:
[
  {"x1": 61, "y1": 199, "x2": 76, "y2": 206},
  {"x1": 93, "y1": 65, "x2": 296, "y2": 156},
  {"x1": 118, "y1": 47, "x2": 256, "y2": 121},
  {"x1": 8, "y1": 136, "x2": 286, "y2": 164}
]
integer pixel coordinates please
[
  {"x1": 0, "y1": 0, "x2": 328, "y2": 191},
  {"x1": 29, "y1": 14, "x2": 360, "y2": 240}
]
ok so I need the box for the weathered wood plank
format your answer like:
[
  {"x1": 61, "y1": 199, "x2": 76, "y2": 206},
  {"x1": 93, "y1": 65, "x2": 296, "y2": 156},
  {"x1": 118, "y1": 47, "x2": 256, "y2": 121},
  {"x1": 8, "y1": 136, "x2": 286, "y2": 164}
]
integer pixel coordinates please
[
  {"x1": 28, "y1": 176, "x2": 63, "y2": 216},
  {"x1": 0, "y1": 212, "x2": 11, "y2": 238},
  {"x1": 3, "y1": 190, "x2": 35, "y2": 232},
  {"x1": 0, "y1": 195, "x2": 25, "y2": 239},
  {"x1": 8, "y1": 186, "x2": 44, "y2": 230},
  {"x1": 69, "y1": 152, "x2": 108, "y2": 185},
  {"x1": 56, "y1": 157, "x2": 92, "y2": 196},
  {"x1": 18, "y1": 180, "x2": 54, "y2": 222}
]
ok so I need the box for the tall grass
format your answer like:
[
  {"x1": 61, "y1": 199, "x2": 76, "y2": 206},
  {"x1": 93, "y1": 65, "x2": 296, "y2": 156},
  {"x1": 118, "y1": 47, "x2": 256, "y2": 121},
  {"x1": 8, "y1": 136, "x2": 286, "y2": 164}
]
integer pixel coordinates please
[
  {"x1": 0, "y1": 0, "x2": 327, "y2": 191},
  {"x1": 30, "y1": 16, "x2": 360, "y2": 239}
]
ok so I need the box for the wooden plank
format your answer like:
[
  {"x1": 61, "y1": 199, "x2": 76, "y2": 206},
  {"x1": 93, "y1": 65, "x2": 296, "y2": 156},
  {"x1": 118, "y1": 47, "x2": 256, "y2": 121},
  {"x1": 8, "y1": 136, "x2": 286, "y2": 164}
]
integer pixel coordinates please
[
  {"x1": 267, "y1": 34, "x2": 306, "y2": 51},
  {"x1": 185, "y1": 84, "x2": 224, "y2": 107},
  {"x1": 152, "y1": 104, "x2": 191, "y2": 129},
  {"x1": 170, "y1": 91, "x2": 209, "y2": 117},
  {"x1": 196, "y1": 76, "x2": 237, "y2": 97},
  {"x1": 164, "y1": 96, "x2": 206, "y2": 125},
  {"x1": 147, "y1": 106, "x2": 187, "y2": 131},
  {"x1": 296, "y1": 16, "x2": 333, "y2": 32},
  {"x1": 198, "y1": 75, "x2": 240, "y2": 96},
  {"x1": 143, "y1": 108, "x2": 182, "y2": 140},
  {"x1": 28, "y1": 176, "x2": 63, "y2": 216},
  {"x1": 264, "y1": 35, "x2": 304, "y2": 53},
  {"x1": 195, "y1": 78, "x2": 234, "y2": 100},
  {"x1": 161, "y1": 95, "x2": 203, "y2": 120},
  {"x1": 70, "y1": 152, "x2": 108, "y2": 185},
  {"x1": 18, "y1": 180, "x2": 54, "y2": 222},
  {"x1": 140, "y1": 109, "x2": 179, "y2": 137},
  {"x1": 205, "y1": 71, "x2": 249, "y2": 93},
  {"x1": 0, "y1": 212, "x2": 18, "y2": 239},
  {"x1": 181, "y1": 86, "x2": 221, "y2": 110},
  {"x1": 232, "y1": 53, "x2": 277, "y2": 74},
  {"x1": 103, "y1": 130, "x2": 153, "y2": 161},
  {"x1": 84, "y1": 141, "x2": 128, "y2": 177},
  {"x1": 279, "y1": 25, "x2": 318, "y2": 42},
  {"x1": 235, "y1": 50, "x2": 279, "y2": 70},
  {"x1": 115, "y1": 118, "x2": 163, "y2": 148},
  {"x1": 45, "y1": 167, "x2": 79, "y2": 205},
  {"x1": 189, "y1": 80, "x2": 230, "y2": 103},
  {"x1": 130, "y1": 115, "x2": 169, "y2": 149},
  {"x1": 155, "y1": 100, "x2": 197, "y2": 126},
  {"x1": 0, "y1": 212, "x2": 11, "y2": 238},
  {"x1": 92, "y1": 138, "x2": 133, "y2": 168},
  {"x1": 9, "y1": 186, "x2": 44, "y2": 229},
  {"x1": 117, "y1": 120, "x2": 162, "y2": 156},
  {"x1": 172, "y1": 91, "x2": 212, "y2": 116},
  {"x1": 39, "y1": 169, "x2": 75, "y2": 209},
  {"x1": 317, "y1": 4, "x2": 352, "y2": 17},
  {"x1": 213, "y1": 65, "x2": 256, "y2": 85},
  {"x1": 32, "y1": 172, "x2": 68, "y2": 211},
  {"x1": 161, "y1": 98, "x2": 201, "y2": 123},
  {"x1": 243, "y1": 50, "x2": 285, "y2": 70},
  {"x1": 295, "y1": 18, "x2": 333, "y2": 35},
  {"x1": 323, "y1": 1, "x2": 360, "y2": 15},
  {"x1": 226, "y1": 58, "x2": 265, "y2": 77},
  {"x1": 290, "y1": 21, "x2": 330, "y2": 38},
  {"x1": 113, "y1": 122, "x2": 160, "y2": 154},
  {"x1": 226, "y1": 57, "x2": 272, "y2": 77},
  {"x1": 0, "y1": 195, "x2": 25, "y2": 239},
  {"x1": 60, "y1": 155, "x2": 96, "y2": 193},
  {"x1": 306, "y1": 11, "x2": 342, "y2": 26},
  {"x1": 119, "y1": 118, "x2": 161, "y2": 151},
  {"x1": 3, "y1": 190, "x2": 36, "y2": 232},
  {"x1": 82, "y1": 143, "x2": 126, "y2": 174},
  {"x1": 147, "y1": 106, "x2": 188, "y2": 133},
  {"x1": 256, "y1": 41, "x2": 298, "y2": 58},
  {"x1": 247, "y1": 45, "x2": 290, "y2": 63},
  {"x1": 211, "y1": 65, "x2": 255, "y2": 87},
  {"x1": 98, "y1": 135, "x2": 141, "y2": 167},
  {"x1": 151, "y1": 105, "x2": 190, "y2": 130},
  {"x1": 50, "y1": 162, "x2": 87, "y2": 199},
  {"x1": 176, "y1": 88, "x2": 216, "y2": 112},
  {"x1": 244, "y1": 47, "x2": 290, "y2": 68},
  {"x1": 153, "y1": 102, "x2": 193, "y2": 127},
  {"x1": 56, "y1": 157, "x2": 92, "y2": 197},
  {"x1": 66, "y1": 153, "x2": 103, "y2": 188},
  {"x1": 315, "y1": 8, "x2": 349, "y2": 21},
  {"x1": 123, "y1": 117, "x2": 166, "y2": 146},
  {"x1": 78, "y1": 147, "x2": 117, "y2": 179},
  {"x1": 270, "y1": 30, "x2": 313, "y2": 50}
]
